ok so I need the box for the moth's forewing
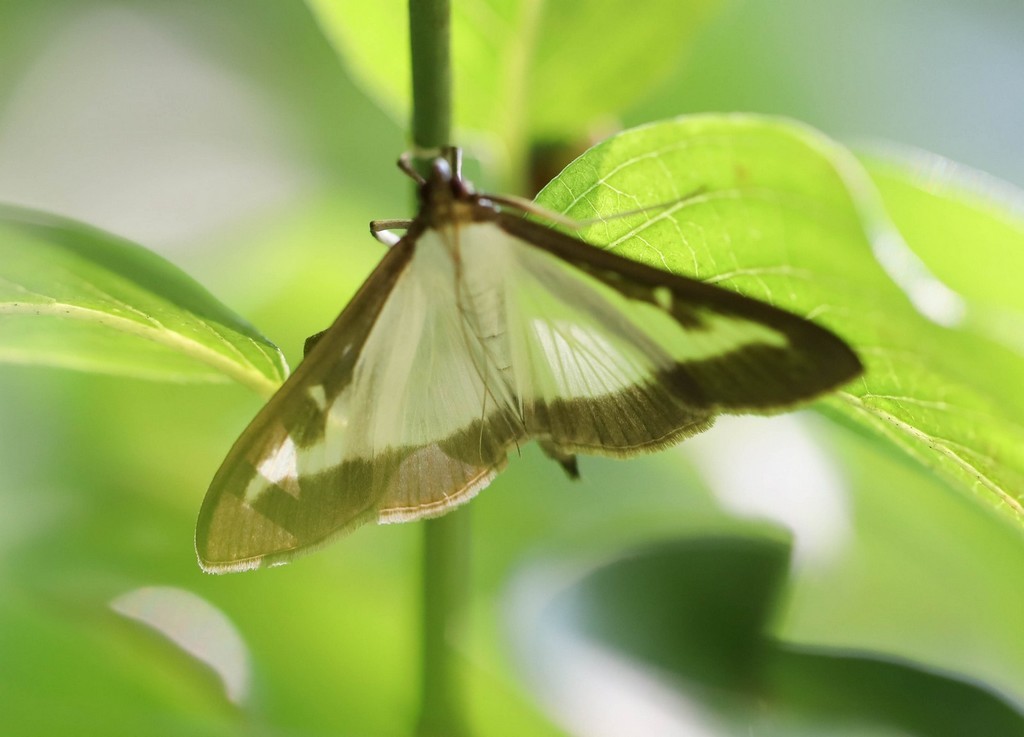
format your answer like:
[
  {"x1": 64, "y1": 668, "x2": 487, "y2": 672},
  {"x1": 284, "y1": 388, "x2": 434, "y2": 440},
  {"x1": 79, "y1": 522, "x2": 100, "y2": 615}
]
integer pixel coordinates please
[
  {"x1": 196, "y1": 241, "x2": 414, "y2": 572},
  {"x1": 495, "y1": 213, "x2": 862, "y2": 456}
]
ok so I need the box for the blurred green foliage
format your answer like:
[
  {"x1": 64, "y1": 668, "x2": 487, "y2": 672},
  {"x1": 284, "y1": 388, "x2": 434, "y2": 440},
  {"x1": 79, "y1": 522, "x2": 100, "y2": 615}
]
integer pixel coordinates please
[
  {"x1": 1, "y1": 1, "x2": 1024, "y2": 736},
  {"x1": 0, "y1": 205, "x2": 286, "y2": 391}
]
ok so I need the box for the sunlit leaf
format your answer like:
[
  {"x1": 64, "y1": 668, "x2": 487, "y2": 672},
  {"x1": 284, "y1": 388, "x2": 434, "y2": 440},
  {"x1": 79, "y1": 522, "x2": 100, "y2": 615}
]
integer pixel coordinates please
[
  {"x1": 535, "y1": 114, "x2": 1024, "y2": 528},
  {"x1": 864, "y1": 149, "x2": 1024, "y2": 354},
  {"x1": 304, "y1": 0, "x2": 720, "y2": 148},
  {"x1": 0, "y1": 206, "x2": 287, "y2": 396}
]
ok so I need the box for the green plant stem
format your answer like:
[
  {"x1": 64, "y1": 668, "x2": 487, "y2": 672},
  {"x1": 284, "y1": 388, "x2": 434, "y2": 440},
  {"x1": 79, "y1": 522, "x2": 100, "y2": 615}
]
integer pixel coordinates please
[
  {"x1": 408, "y1": 2, "x2": 471, "y2": 736},
  {"x1": 409, "y1": 0, "x2": 451, "y2": 153},
  {"x1": 417, "y1": 510, "x2": 471, "y2": 737}
]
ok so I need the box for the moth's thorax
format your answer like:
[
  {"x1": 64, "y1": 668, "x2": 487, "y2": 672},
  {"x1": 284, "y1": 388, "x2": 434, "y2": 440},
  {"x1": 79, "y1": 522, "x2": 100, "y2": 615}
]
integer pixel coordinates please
[
  {"x1": 418, "y1": 196, "x2": 501, "y2": 266},
  {"x1": 420, "y1": 194, "x2": 493, "y2": 229},
  {"x1": 416, "y1": 165, "x2": 498, "y2": 232}
]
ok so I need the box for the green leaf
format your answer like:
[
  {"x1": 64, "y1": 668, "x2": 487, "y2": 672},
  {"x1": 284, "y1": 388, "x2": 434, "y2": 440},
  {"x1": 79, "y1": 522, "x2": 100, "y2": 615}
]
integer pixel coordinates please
[
  {"x1": 863, "y1": 149, "x2": 1024, "y2": 353},
  {"x1": 534, "y1": 114, "x2": 1024, "y2": 528},
  {"x1": 0, "y1": 589, "x2": 243, "y2": 737},
  {"x1": 777, "y1": 415, "x2": 1024, "y2": 707},
  {"x1": 304, "y1": 0, "x2": 720, "y2": 149},
  {"x1": 0, "y1": 205, "x2": 287, "y2": 396},
  {"x1": 526, "y1": 0, "x2": 722, "y2": 138},
  {"x1": 525, "y1": 535, "x2": 1024, "y2": 734}
]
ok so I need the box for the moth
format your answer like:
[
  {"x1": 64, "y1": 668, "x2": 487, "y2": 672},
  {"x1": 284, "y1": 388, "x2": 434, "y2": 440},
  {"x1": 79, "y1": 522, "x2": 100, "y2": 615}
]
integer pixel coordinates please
[{"x1": 196, "y1": 148, "x2": 861, "y2": 572}]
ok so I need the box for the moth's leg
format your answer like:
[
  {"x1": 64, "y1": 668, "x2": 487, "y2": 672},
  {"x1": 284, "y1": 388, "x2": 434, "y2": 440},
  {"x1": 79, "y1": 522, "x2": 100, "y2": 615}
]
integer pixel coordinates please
[
  {"x1": 303, "y1": 329, "x2": 328, "y2": 357},
  {"x1": 370, "y1": 219, "x2": 413, "y2": 248},
  {"x1": 397, "y1": 146, "x2": 462, "y2": 183},
  {"x1": 397, "y1": 153, "x2": 426, "y2": 184},
  {"x1": 539, "y1": 440, "x2": 580, "y2": 480}
]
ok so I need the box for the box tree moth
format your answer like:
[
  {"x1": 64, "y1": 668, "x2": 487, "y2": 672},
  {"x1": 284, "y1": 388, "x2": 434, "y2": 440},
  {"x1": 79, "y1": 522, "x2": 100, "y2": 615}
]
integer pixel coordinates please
[{"x1": 196, "y1": 148, "x2": 862, "y2": 572}]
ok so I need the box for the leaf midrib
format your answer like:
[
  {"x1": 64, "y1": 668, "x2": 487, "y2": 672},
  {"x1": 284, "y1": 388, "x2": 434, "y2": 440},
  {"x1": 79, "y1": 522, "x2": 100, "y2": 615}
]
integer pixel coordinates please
[{"x1": 0, "y1": 301, "x2": 280, "y2": 397}]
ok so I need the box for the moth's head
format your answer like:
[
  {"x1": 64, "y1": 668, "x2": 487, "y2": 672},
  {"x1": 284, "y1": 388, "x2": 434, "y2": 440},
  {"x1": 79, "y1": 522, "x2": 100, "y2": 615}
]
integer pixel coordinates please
[
  {"x1": 417, "y1": 149, "x2": 475, "y2": 214},
  {"x1": 424, "y1": 156, "x2": 454, "y2": 191}
]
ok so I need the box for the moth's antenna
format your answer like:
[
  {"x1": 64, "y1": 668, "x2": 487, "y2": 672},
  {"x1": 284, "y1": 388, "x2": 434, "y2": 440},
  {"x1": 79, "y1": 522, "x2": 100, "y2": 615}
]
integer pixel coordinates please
[
  {"x1": 487, "y1": 187, "x2": 709, "y2": 230},
  {"x1": 571, "y1": 187, "x2": 708, "y2": 227},
  {"x1": 450, "y1": 147, "x2": 463, "y2": 182},
  {"x1": 486, "y1": 193, "x2": 582, "y2": 229}
]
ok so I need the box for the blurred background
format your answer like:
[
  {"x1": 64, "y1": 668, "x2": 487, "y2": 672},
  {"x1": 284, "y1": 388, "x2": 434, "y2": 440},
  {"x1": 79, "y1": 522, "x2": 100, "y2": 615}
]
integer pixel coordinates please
[{"x1": 1, "y1": 1, "x2": 1023, "y2": 735}]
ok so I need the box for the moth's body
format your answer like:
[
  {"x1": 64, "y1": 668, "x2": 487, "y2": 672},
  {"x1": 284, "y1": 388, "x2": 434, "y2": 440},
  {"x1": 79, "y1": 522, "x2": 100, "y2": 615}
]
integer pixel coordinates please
[{"x1": 196, "y1": 150, "x2": 861, "y2": 572}]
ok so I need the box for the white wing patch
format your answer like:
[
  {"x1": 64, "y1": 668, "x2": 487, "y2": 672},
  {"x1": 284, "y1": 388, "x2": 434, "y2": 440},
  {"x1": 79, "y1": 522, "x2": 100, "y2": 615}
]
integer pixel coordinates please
[
  {"x1": 307, "y1": 385, "x2": 328, "y2": 411},
  {"x1": 530, "y1": 320, "x2": 636, "y2": 398},
  {"x1": 248, "y1": 434, "x2": 300, "y2": 500}
]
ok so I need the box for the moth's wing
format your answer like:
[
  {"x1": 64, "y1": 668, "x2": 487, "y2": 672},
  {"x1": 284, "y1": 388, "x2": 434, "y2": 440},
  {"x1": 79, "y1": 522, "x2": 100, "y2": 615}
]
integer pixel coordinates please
[
  {"x1": 493, "y1": 214, "x2": 862, "y2": 457},
  {"x1": 196, "y1": 233, "x2": 523, "y2": 572},
  {"x1": 196, "y1": 242, "x2": 411, "y2": 572},
  {"x1": 363, "y1": 229, "x2": 525, "y2": 525}
]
